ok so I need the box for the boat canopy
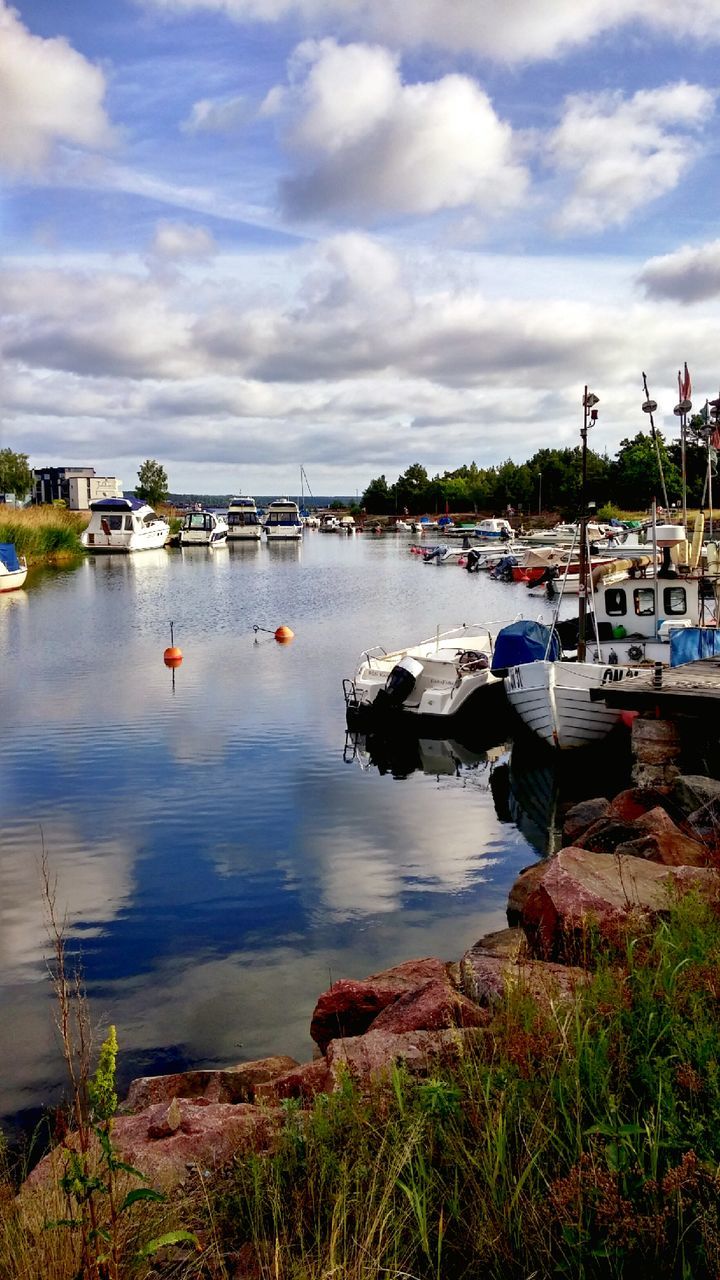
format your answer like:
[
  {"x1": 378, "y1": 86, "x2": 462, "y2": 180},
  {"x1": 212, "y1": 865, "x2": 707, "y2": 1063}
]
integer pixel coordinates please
[
  {"x1": 670, "y1": 627, "x2": 720, "y2": 667},
  {"x1": 89, "y1": 496, "x2": 146, "y2": 512},
  {"x1": 0, "y1": 543, "x2": 21, "y2": 572},
  {"x1": 493, "y1": 619, "x2": 561, "y2": 668}
]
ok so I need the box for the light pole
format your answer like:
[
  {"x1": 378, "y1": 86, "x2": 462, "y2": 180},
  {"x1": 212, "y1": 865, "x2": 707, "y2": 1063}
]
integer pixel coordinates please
[
  {"x1": 538, "y1": 471, "x2": 542, "y2": 517},
  {"x1": 577, "y1": 387, "x2": 599, "y2": 663}
]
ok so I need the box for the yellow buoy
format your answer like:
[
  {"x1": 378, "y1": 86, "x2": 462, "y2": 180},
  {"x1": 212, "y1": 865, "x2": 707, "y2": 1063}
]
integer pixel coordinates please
[{"x1": 274, "y1": 625, "x2": 294, "y2": 643}]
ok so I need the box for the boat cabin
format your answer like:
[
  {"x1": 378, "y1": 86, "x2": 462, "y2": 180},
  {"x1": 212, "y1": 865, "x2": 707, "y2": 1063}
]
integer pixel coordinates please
[
  {"x1": 82, "y1": 497, "x2": 169, "y2": 553},
  {"x1": 227, "y1": 496, "x2": 261, "y2": 538},
  {"x1": 264, "y1": 498, "x2": 303, "y2": 539}
]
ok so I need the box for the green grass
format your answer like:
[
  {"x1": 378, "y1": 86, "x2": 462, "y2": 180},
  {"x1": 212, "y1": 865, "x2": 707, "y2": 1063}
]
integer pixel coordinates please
[
  {"x1": 0, "y1": 506, "x2": 87, "y2": 563},
  {"x1": 208, "y1": 891, "x2": 720, "y2": 1280},
  {"x1": 4, "y1": 893, "x2": 720, "y2": 1279}
]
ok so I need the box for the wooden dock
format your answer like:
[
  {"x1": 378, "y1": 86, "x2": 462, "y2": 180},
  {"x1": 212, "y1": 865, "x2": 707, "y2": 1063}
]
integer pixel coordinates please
[{"x1": 591, "y1": 657, "x2": 720, "y2": 714}]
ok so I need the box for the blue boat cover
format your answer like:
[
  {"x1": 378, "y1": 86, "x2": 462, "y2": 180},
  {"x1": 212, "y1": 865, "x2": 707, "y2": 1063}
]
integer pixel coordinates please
[
  {"x1": 670, "y1": 627, "x2": 720, "y2": 667},
  {"x1": 0, "y1": 543, "x2": 20, "y2": 572},
  {"x1": 493, "y1": 619, "x2": 561, "y2": 668}
]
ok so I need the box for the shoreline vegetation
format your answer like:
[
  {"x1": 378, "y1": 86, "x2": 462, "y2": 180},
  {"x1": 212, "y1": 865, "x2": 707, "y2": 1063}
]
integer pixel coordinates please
[
  {"x1": 0, "y1": 506, "x2": 88, "y2": 565},
  {"x1": 5, "y1": 761, "x2": 720, "y2": 1277}
]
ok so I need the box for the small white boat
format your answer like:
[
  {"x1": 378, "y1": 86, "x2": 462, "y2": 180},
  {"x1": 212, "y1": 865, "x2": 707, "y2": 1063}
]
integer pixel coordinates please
[
  {"x1": 473, "y1": 517, "x2": 514, "y2": 541},
  {"x1": 319, "y1": 514, "x2": 340, "y2": 532},
  {"x1": 179, "y1": 510, "x2": 229, "y2": 546},
  {"x1": 344, "y1": 623, "x2": 504, "y2": 728},
  {"x1": 0, "y1": 542, "x2": 27, "y2": 591},
  {"x1": 303, "y1": 514, "x2": 320, "y2": 528},
  {"x1": 264, "y1": 498, "x2": 303, "y2": 541},
  {"x1": 227, "y1": 496, "x2": 262, "y2": 541},
  {"x1": 81, "y1": 498, "x2": 169, "y2": 553}
]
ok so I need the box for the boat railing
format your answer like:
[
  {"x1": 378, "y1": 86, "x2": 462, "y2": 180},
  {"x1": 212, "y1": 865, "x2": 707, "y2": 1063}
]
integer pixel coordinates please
[{"x1": 360, "y1": 645, "x2": 388, "y2": 667}]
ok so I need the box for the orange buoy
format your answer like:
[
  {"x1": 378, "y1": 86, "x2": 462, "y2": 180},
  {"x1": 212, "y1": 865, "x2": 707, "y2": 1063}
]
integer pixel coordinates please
[
  {"x1": 164, "y1": 646, "x2": 183, "y2": 667},
  {"x1": 274, "y1": 625, "x2": 294, "y2": 643}
]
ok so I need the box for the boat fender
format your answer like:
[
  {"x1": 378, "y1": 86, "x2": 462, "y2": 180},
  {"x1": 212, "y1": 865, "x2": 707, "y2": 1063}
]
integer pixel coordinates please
[{"x1": 384, "y1": 655, "x2": 424, "y2": 704}]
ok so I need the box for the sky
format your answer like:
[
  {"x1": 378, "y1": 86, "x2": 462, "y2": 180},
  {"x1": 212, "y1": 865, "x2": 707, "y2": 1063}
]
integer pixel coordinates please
[{"x1": 2, "y1": 1, "x2": 720, "y2": 495}]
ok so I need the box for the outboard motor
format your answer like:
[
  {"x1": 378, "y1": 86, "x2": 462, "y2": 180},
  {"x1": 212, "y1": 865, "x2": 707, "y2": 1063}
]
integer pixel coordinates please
[
  {"x1": 466, "y1": 547, "x2": 482, "y2": 573},
  {"x1": 384, "y1": 655, "x2": 424, "y2": 704}
]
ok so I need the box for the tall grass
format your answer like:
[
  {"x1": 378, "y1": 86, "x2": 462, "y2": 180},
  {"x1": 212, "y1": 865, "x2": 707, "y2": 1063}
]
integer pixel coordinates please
[
  {"x1": 3, "y1": 893, "x2": 720, "y2": 1278},
  {"x1": 209, "y1": 892, "x2": 720, "y2": 1280},
  {"x1": 0, "y1": 506, "x2": 87, "y2": 562}
]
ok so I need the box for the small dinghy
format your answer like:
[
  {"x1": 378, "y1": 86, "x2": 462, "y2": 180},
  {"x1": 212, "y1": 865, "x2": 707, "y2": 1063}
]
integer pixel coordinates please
[{"x1": 0, "y1": 543, "x2": 27, "y2": 591}]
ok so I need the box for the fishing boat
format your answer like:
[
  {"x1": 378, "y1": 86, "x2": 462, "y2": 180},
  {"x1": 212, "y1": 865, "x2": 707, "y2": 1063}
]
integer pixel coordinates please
[
  {"x1": 473, "y1": 517, "x2": 514, "y2": 541},
  {"x1": 81, "y1": 497, "x2": 170, "y2": 553},
  {"x1": 227, "y1": 496, "x2": 262, "y2": 541},
  {"x1": 500, "y1": 390, "x2": 647, "y2": 749},
  {"x1": 178, "y1": 509, "x2": 229, "y2": 546},
  {"x1": 264, "y1": 498, "x2": 303, "y2": 541},
  {"x1": 0, "y1": 543, "x2": 27, "y2": 591},
  {"x1": 343, "y1": 623, "x2": 505, "y2": 730}
]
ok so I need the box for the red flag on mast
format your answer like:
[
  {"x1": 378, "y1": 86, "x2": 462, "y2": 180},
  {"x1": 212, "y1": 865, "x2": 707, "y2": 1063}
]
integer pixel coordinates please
[{"x1": 680, "y1": 362, "x2": 691, "y2": 402}]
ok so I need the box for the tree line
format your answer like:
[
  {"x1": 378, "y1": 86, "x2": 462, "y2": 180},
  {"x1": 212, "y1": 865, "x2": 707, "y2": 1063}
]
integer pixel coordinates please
[{"x1": 361, "y1": 429, "x2": 715, "y2": 516}]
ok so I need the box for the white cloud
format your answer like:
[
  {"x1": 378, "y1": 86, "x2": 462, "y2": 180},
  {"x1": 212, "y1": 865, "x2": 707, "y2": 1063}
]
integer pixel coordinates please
[
  {"x1": 546, "y1": 83, "x2": 714, "y2": 235},
  {"x1": 150, "y1": 219, "x2": 217, "y2": 258},
  {"x1": 138, "y1": 0, "x2": 720, "y2": 62},
  {"x1": 269, "y1": 40, "x2": 527, "y2": 220},
  {"x1": 638, "y1": 240, "x2": 720, "y2": 303},
  {"x1": 182, "y1": 93, "x2": 249, "y2": 134},
  {"x1": 0, "y1": 0, "x2": 114, "y2": 172},
  {"x1": 5, "y1": 234, "x2": 720, "y2": 485}
]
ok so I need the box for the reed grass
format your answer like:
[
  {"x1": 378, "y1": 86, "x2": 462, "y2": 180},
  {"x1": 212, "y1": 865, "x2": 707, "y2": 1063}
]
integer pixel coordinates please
[
  {"x1": 0, "y1": 506, "x2": 87, "y2": 563},
  {"x1": 208, "y1": 891, "x2": 720, "y2": 1280},
  {"x1": 3, "y1": 892, "x2": 720, "y2": 1278}
]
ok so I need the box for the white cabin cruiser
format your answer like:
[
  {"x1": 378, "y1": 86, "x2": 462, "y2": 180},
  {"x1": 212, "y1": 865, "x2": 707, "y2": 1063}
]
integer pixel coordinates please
[
  {"x1": 0, "y1": 542, "x2": 28, "y2": 591},
  {"x1": 81, "y1": 497, "x2": 169, "y2": 553},
  {"x1": 264, "y1": 498, "x2": 303, "y2": 541},
  {"x1": 227, "y1": 496, "x2": 262, "y2": 541},
  {"x1": 344, "y1": 623, "x2": 504, "y2": 729},
  {"x1": 474, "y1": 518, "x2": 514, "y2": 541},
  {"x1": 179, "y1": 510, "x2": 229, "y2": 546}
]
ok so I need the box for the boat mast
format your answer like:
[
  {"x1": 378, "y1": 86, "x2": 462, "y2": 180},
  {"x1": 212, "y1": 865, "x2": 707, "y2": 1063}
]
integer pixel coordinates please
[{"x1": 577, "y1": 386, "x2": 599, "y2": 663}]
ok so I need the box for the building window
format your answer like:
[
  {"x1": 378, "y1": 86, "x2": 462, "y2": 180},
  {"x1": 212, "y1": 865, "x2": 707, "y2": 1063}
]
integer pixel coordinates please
[
  {"x1": 633, "y1": 588, "x2": 655, "y2": 617},
  {"x1": 604, "y1": 588, "x2": 627, "y2": 616},
  {"x1": 663, "y1": 586, "x2": 687, "y2": 616}
]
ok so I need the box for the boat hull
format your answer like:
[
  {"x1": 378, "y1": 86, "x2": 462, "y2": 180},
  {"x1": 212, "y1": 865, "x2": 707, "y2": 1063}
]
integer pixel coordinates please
[
  {"x1": 505, "y1": 660, "x2": 642, "y2": 749},
  {"x1": 227, "y1": 528, "x2": 262, "y2": 541},
  {"x1": 0, "y1": 566, "x2": 27, "y2": 591},
  {"x1": 82, "y1": 531, "x2": 169, "y2": 553}
]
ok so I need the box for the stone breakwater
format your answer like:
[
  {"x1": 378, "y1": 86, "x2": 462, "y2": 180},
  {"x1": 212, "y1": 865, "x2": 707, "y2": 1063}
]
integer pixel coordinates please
[{"x1": 25, "y1": 718, "x2": 720, "y2": 1193}]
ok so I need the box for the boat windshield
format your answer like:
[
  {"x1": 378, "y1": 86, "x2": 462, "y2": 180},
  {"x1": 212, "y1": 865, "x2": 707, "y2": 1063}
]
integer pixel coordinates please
[
  {"x1": 228, "y1": 512, "x2": 259, "y2": 526},
  {"x1": 185, "y1": 513, "x2": 213, "y2": 530}
]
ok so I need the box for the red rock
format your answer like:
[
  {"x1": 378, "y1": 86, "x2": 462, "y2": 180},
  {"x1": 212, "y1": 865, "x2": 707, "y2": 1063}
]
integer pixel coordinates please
[
  {"x1": 522, "y1": 847, "x2": 717, "y2": 960},
  {"x1": 255, "y1": 1059, "x2": 331, "y2": 1104},
  {"x1": 326, "y1": 1028, "x2": 480, "y2": 1089},
  {"x1": 616, "y1": 832, "x2": 709, "y2": 867},
  {"x1": 635, "y1": 806, "x2": 683, "y2": 837},
  {"x1": 370, "y1": 978, "x2": 488, "y2": 1034},
  {"x1": 460, "y1": 946, "x2": 586, "y2": 1007},
  {"x1": 123, "y1": 1056, "x2": 300, "y2": 1112},
  {"x1": 470, "y1": 927, "x2": 526, "y2": 958},
  {"x1": 608, "y1": 787, "x2": 671, "y2": 823},
  {"x1": 26, "y1": 1101, "x2": 284, "y2": 1194},
  {"x1": 507, "y1": 862, "x2": 547, "y2": 924},
  {"x1": 575, "y1": 819, "x2": 640, "y2": 853},
  {"x1": 632, "y1": 718, "x2": 681, "y2": 767},
  {"x1": 310, "y1": 957, "x2": 452, "y2": 1051},
  {"x1": 562, "y1": 797, "x2": 610, "y2": 845}
]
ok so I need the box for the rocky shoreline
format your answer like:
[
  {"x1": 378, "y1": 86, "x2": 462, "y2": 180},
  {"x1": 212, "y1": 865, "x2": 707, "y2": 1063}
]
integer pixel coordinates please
[{"x1": 25, "y1": 716, "x2": 720, "y2": 1195}]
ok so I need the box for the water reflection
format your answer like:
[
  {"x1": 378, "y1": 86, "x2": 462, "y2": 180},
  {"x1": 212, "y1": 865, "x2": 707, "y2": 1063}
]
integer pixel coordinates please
[{"x1": 0, "y1": 535, "x2": 591, "y2": 1127}]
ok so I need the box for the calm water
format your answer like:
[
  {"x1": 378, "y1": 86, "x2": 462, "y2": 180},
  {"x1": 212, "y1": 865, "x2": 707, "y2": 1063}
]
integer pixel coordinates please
[{"x1": 0, "y1": 534, "x2": 614, "y2": 1126}]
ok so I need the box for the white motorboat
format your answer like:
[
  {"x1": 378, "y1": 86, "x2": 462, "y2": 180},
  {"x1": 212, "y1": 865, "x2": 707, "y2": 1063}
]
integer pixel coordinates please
[
  {"x1": 264, "y1": 498, "x2": 303, "y2": 541},
  {"x1": 81, "y1": 497, "x2": 169, "y2": 553},
  {"x1": 0, "y1": 543, "x2": 28, "y2": 591},
  {"x1": 227, "y1": 496, "x2": 262, "y2": 541},
  {"x1": 343, "y1": 623, "x2": 505, "y2": 728},
  {"x1": 319, "y1": 514, "x2": 340, "y2": 532},
  {"x1": 178, "y1": 509, "x2": 229, "y2": 546},
  {"x1": 473, "y1": 517, "x2": 515, "y2": 541}
]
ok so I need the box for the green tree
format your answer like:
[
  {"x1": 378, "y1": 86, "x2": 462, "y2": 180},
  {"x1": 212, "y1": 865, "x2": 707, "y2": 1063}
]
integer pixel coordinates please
[
  {"x1": 610, "y1": 432, "x2": 681, "y2": 510},
  {"x1": 136, "y1": 458, "x2": 169, "y2": 508},
  {"x1": 395, "y1": 462, "x2": 430, "y2": 514},
  {"x1": 361, "y1": 474, "x2": 392, "y2": 514},
  {"x1": 0, "y1": 448, "x2": 33, "y2": 501}
]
